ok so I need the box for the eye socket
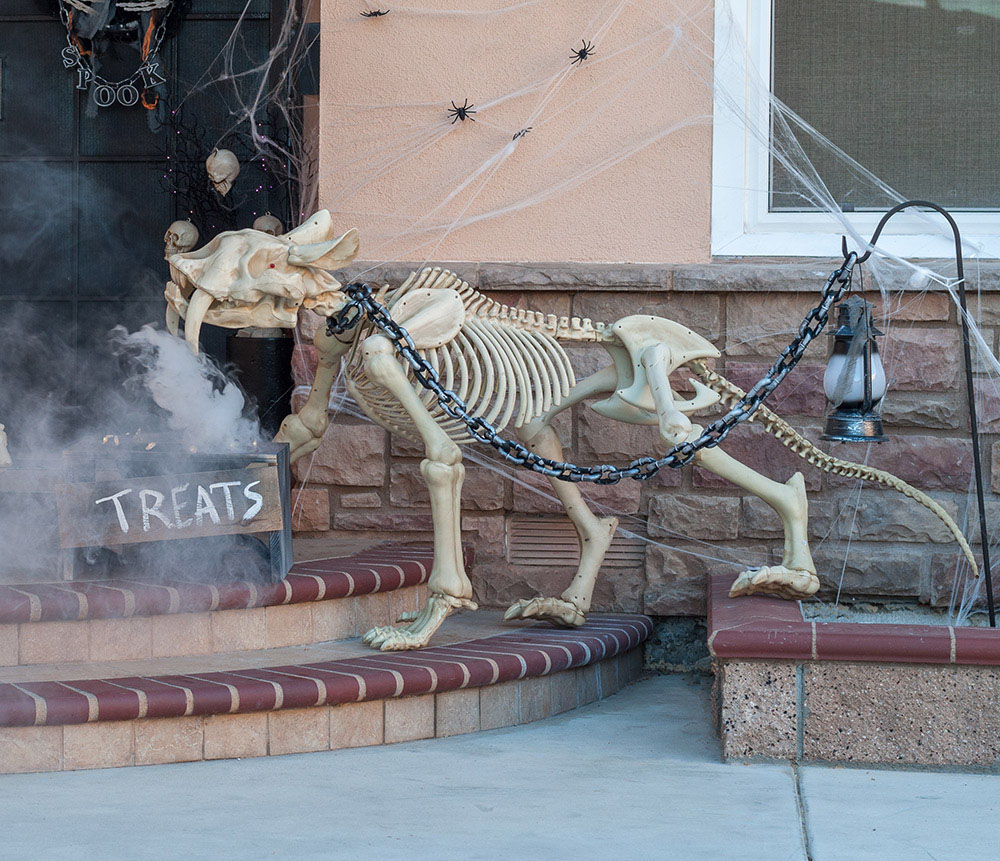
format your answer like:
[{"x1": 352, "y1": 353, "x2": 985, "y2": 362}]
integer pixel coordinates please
[{"x1": 246, "y1": 248, "x2": 275, "y2": 278}]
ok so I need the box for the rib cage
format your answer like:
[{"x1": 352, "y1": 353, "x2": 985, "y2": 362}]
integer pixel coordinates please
[{"x1": 343, "y1": 268, "x2": 579, "y2": 444}]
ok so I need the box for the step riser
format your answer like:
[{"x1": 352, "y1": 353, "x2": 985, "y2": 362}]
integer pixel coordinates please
[
  {"x1": 2, "y1": 586, "x2": 430, "y2": 668},
  {"x1": 0, "y1": 651, "x2": 642, "y2": 773}
]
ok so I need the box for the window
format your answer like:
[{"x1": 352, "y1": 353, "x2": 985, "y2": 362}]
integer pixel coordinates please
[{"x1": 712, "y1": 0, "x2": 1000, "y2": 257}]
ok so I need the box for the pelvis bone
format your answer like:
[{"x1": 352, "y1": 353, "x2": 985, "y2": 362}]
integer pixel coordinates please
[
  {"x1": 165, "y1": 210, "x2": 359, "y2": 352},
  {"x1": 592, "y1": 316, "x2": 721, "y2": 445}
]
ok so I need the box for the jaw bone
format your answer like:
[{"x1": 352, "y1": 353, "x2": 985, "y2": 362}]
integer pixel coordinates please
[
  {"x1": 165, "y1": 264, "x2": 192, "y2": 337},
  {"x1": 164, "y1": 269, "x2": 302, "y2": 350}
]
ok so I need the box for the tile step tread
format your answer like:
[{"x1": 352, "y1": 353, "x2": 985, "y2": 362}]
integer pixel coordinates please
[
  {"x1": 3, "y1": 610, "x2": 515, "y2": 683},
  {"x1": 0, "y1": 544, "x2": 460, "y2": 625},
  {"x1": 0, "y1": 613, "x2": 652, "y2": 727}
]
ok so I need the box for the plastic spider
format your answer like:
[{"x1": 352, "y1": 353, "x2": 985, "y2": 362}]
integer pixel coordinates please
[
  {"x1": 447, "y1": 99, "x2": 477, "y2": 124},
  {"x1": 570, "y1": 40, "x2": 596, "y2": 65},
  {"x1": 512, "y1": 127, "x2": 532, "y2": 141},
  {"x1": 360, "y1": 8, "x2": 389, "y2": 17}
]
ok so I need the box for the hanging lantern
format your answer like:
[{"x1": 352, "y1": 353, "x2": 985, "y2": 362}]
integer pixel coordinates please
[{"x1": 822, "y1": 296, "x2": 888, "y2": 443}]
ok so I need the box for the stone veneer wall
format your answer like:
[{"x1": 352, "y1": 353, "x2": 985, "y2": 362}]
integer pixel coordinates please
[{"x1": 287, "y1": 260, "x2": 1000, "y2": 617}]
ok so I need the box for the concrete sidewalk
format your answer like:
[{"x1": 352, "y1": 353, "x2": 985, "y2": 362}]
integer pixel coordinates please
[{"x1": 1, "y1": 674, "x2": 995, "y2": 860}]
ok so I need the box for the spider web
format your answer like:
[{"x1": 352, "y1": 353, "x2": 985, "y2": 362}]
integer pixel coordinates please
[{"x1": 185, "y1": 0, "x2": 1000, "y2": 624}]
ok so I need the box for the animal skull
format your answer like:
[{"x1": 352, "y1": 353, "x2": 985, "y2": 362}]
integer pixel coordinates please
[
  {"x1": 206, "y1": 148, "x2": 240, "y2": 196},
  {"x1": 163, "y1": 220, "x2": 200, "y2": 259},
  {"x1": 165, "y1": 210, "x2": 360, "y2": 352},
  {"x1": 253, "y1": 213, "x2": 283, "y2": 236}
]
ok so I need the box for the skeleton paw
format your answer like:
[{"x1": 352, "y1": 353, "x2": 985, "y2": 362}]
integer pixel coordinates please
[
  {"x1": 273, "y1": 414, "x2": 324, "y2": 462},
  {"x1": 729, "y1": 566, "x2": 820, "y2": 601},
  {"x1": 362, "y1": 625, "x2": 435, "y2": 651},
  {"x1": 503, "y1": 597, "x2": 586, "y2": 628},
  {"x1": 361, "y1": 593, "x2": 476, "y2": 651}
]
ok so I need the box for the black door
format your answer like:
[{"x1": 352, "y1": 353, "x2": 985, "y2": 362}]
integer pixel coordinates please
[{"x1": 0, "y1": 1, "x2": 287, "y2": 439}]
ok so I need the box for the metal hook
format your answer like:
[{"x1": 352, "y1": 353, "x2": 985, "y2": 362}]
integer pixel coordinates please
[{"x1": 842, "y1": 199, "x2": 964, "y2": 265}]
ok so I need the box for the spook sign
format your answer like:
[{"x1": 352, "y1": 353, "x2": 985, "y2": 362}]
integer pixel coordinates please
[{"x1": 57, "y1": 467, "x2": 284, "y2": 548}]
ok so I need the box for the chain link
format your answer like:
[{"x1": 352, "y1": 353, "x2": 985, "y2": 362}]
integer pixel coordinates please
[{"x1": 328, "y1": 253, "x2": 858, "y2": 484}]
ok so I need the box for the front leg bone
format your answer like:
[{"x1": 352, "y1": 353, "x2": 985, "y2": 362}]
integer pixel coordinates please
[{"x1": 274, "y1": 323, "x2": 352, "y2": 463}]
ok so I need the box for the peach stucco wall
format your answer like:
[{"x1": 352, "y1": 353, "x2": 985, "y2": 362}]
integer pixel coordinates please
[{"x1": 318, "y1": 0, "x2": 713, "y2": 264}]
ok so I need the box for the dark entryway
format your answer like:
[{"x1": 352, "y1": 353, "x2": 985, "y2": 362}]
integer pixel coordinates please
[{"x1": 0, "y1": 1, "x2": 289, "y2": 436}]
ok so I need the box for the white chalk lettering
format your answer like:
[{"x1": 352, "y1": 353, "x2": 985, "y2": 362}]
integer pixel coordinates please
[
  {"x1": 94, "y1": 489, "x2": 133, "y2": 533},
  {"x1": 171, "y1": 483, "x2": 193, "y2": 528},
  {"x1": 242, "y1": 480, "x2": 264, "y2": 521},
  {"x1": 194, "y1": 485, "x2": 221, "y2": 526},
  {"x1": 139, "y1": 489, "x2": 173, "y2": 532},
  {"x1": 209, "y1": 481, "x2": 242, "y2": 521}
]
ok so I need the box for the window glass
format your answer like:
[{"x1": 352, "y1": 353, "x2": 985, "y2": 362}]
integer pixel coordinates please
[{"x1": 771, "y1": 0, "x2": 1000, "y2": 211}]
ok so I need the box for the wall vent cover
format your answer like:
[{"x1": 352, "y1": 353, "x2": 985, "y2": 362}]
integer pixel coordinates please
[{"x1": 506, "y1": 515, "x2": 647, "y2": 568}]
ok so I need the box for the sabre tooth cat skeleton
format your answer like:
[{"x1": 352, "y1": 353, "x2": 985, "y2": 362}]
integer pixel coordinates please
[{"x1": 164, "y1": 210, "x2": 977, "y2": 651}]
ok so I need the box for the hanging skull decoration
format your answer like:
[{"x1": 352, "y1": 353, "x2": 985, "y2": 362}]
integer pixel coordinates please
[
  {"x1": 253, "y1": 213, "x2": 283, "y2": 236},
  {"x1": 163, "y1": 220, "x2": 200, "y2": 259},
  {"x1": 206, "y1": 148, "x2": 240, "y2": 197}
]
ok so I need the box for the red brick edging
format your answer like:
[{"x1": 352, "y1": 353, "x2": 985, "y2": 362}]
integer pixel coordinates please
[
  {"x1": 0, "y1": 544, "x2": 466, "y2": 625},
  {"x1": 0, "y1": 614, "x2": 651, "y2": 728},
  {"x1": 707, "y1": 574, "x2": 1000, "y2": 666}
]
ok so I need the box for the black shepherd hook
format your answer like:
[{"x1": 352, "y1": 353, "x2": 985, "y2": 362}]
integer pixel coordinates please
[{"x1": 844, "y1": 199, "x2": 995, "y2": 626}]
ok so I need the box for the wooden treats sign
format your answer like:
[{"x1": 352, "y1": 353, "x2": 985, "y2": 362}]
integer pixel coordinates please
[
  {"x1": 57, "y1": 467, "x2": 283, "y2": 548},
  {"x1": 51, "y1": 442, "x2": 294, "y2": 582}
]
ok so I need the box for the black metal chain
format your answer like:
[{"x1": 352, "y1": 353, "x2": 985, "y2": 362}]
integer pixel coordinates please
[{"x1": 327, "y1": 253, "x2": 858, "y2": 484}]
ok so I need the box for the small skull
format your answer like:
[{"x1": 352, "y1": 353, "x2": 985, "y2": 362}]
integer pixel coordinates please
[
  {"x1": 253, "y1": 213, "x2": 283, "y2": 236},
  {"x1": 164, "y1": 220, "x2": 200, "y2": 259},
  {"x1": 206, "y1": 148, "x2": 240, "y2": 197}
]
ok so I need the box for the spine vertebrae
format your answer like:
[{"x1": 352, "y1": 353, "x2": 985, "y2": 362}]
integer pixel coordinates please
[{"x1": 440, "y1": 277, "x2": 610, "y2": 342}]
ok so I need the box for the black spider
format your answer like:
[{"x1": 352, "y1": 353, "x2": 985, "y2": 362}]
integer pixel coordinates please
[
  {"x1": 570, "y1": 39, "x2": 596, "y2": 65},
  {"x1": 512, "y1": 127, "x2": 532, "y2": 141},
  {"x1": 447, "y1": 99, "x2": 477, "y2": 124},
  {"x1": 360, "y1": 8, "x2": 390, "y2": 17}
]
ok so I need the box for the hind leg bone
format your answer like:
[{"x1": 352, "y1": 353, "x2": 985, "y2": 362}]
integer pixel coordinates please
[
  {"x1": 505, "y1": 365, "x2": 620, "y2": 627},
  {"x1": 690, "y1": 425, "x2": 819, "y2": 600}
]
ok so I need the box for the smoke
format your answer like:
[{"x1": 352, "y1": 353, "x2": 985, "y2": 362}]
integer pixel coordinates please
[
  {"x1": 114, "y1": 326, "x2": 264, "y2": 452},
  {"x1": 0, "y1": 314, "x2": 269, "y2": 586}
]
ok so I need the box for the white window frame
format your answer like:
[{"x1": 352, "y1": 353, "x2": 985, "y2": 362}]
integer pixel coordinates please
[{"x1": 711, "y1": 0, "x2": 1000, "y2": 258}]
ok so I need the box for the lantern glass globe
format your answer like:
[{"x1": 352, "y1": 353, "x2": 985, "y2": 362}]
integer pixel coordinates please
[{"x1": 823, "y1": 344, "x2": 887, "y2": 407}]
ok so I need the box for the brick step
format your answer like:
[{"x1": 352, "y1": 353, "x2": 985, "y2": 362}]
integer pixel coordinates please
[
  {"x1": 0, "y1": 544, "x2": 452, "y2": 667},
  {"x1": 0, "y1": 612, "x2": 651, "y2": 774}
]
